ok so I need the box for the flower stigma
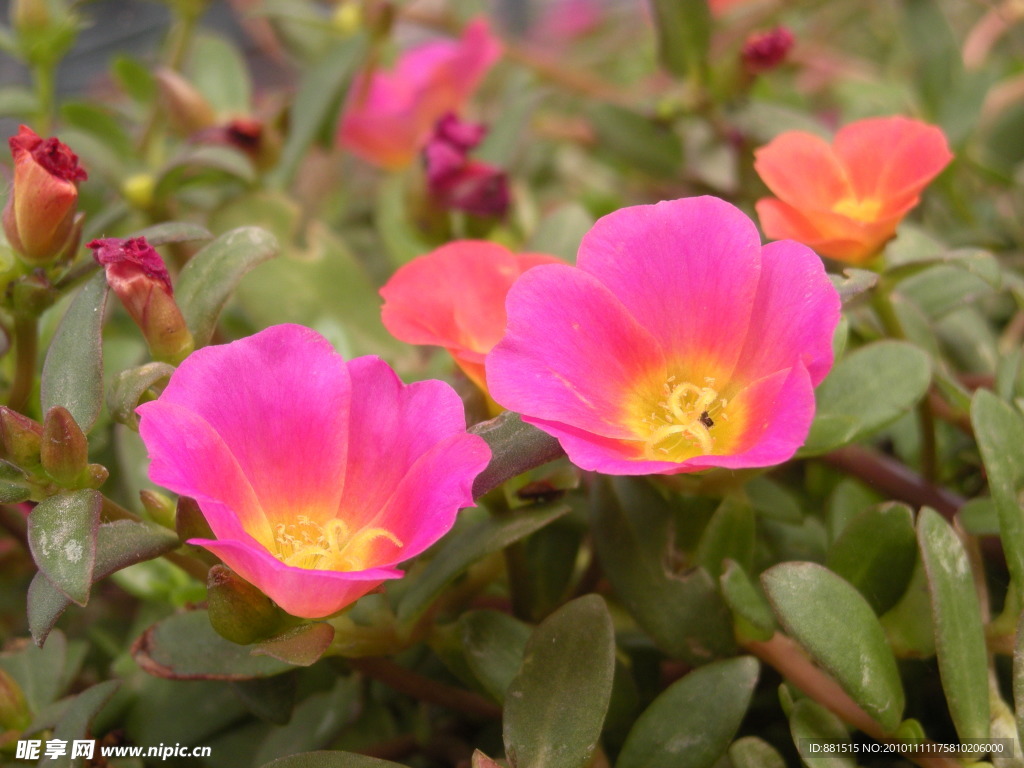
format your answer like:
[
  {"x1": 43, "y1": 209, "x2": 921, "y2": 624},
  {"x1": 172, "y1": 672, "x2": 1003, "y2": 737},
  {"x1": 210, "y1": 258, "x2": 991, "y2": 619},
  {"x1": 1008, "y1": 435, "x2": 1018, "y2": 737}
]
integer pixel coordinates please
[
  {"x1": 642, "y1": 377, "x2": 729, "y2": 460},
  {"x1": 273, "y1": 515, "x2": 403, "y2": 571}
]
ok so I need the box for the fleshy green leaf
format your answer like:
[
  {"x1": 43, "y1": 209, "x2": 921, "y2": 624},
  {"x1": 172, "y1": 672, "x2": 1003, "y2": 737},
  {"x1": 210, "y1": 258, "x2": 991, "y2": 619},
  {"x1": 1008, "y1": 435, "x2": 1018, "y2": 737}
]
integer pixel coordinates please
[
  {"x1": 252, "y1": 623, "x2": 335, "y2": 667},
  {"x1": 917, "y1": 508, "x2": 989, "y2": 741},
  {"x1": 28, "y1": 519, "x2": 180, "y2": 646},
  {"x1": 526, "y1": 204, "x2": 593, "y2": 263},
  {"x1": 589, "y1": 105, "x2": 683, "y2": 177},
  {"x1": 46, "y1": 680, "x2": 119, "y2": 768},
  {"x1": 271, "y1": 34, "x2": 367, "y2": 187},
  {"x1": 0, "y1": 629, "x2": 68, "y2": 712},
  {"x1": 130, "y1": 221, "x2": 213, "y2": 247},
  {"x1": 826, "y1": 503, "x2": 917, "y2": 615},
  {"x1": 396, "y1": 501, "x2": 570, "y2": 626},
  {"x1": 112, "y1": 55, "x2": 156, "y2": 102},
  {"x1": 176, "y1": 226, "x2": 280, "y2": 346},
  {"x1": 789, "y1": 698, "x2": 855, "y2": 768},
  {"x1": 801, "y1": 340, "x2": 932, "y2": 455},
  {"x1": 109, "y1": 362, "x2": 175, "y2": 430},
  {"x1": 830, "y1": 269, "x2": 878, "y2": 303},
  {"x1": 647, "y1": 0, "x2": 710, "y2": 81},
  {"x1": 590, "y1": 476, "x2": 735, "y2": 664},
  {"x1": 503, "y1": 595, "x2": 615, "y2": 768},
  {"x1": 720, "y1": 560, "x2": 777, "y2": 641},
  {"x1": 27, "y1": 490, "x2": 101, "y2": 607},
  {"x1": 762, "y1": 562, "x2": 905, "y2": 732},
  {"x1": 40, "y1": 273, "x2": 109, "y2": 433},
  {"x1": 458, "y1": 609, "x2": 532, "y2": 704},
  {"x1": 133, "y1": 610, "x2": 294, "y2": 680},
  {"x1": 971, "y1": 389, "x2": 1024, "y2": 614},
  {"x1": 188, "y1": 33, "x2": 252, "y2": 115},
  {"x1": 696, "y1": 496, "x2": 755, "y2": 581},
  {"x1": 728, "y1": 736, "x2": 786, "y2": 768},
  {"x1": 886, "y1": 248, "x2": 1001, "y2": 289},
  {"x1": 470, "y1": 412, "x2": 565, "y2": 498},
  {"x1": 260, "y1": 752, "x2": 406, "y2": 768},
  {"x1": 155, "y1": 145, "x2": 255, "y2": 197},
  {"x1": 618, "y1": 657, "x2": 759, "y2": 768}
]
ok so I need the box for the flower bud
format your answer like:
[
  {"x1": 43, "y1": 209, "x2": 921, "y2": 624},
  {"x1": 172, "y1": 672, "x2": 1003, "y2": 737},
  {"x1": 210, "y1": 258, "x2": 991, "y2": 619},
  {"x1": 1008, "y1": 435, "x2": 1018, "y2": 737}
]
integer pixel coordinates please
[
  {"x1": 155, "y1": 68, "x2": 216, "y2": 135},
  {"x1": 422, "y1": 114, "x2": 510, "y2": 218},
  {"x1": 88, "y1": 237, "x2": 195, "y2": 365},
  {"x1": 207, "y1": 564, "x2": 291, "y2": 644},
  {"x1": 40, "y1": 405, "x2": 89, "y2": 487},
  {"x1": 140, "y1": 489, "x2": 176, "y2": 528},
  {"x1": 741, "y1": 27, "x2": 795, "y2": 75},
  {"x1": 0, "y1": 668, "x2": 30, "y2": 731},
  {"x1": 2, "y1": 125, "x2": 87, "y2": 265},
  {"x1": 0, "y1": 406, "x2": 43, "y2": 467},
  {"x1": 472, "y1": 751, "x2": 502, "y2": 768},
  {"x1": 175, "y1": 495, "x2": 214, "y2": 542}
]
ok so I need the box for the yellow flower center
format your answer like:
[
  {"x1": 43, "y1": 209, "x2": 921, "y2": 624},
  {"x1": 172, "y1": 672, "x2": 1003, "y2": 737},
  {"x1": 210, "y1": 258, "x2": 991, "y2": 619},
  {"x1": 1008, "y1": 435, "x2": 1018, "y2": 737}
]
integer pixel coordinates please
[
  {"x1": 641, "y1": 377, "x2": 729, "y2": 461},
  {"x1": 272, "y1": 515, "x2": 403, "y2": 572},
  {"x1": 832, "y1": 195, "x2": 882, "y2": 223}
]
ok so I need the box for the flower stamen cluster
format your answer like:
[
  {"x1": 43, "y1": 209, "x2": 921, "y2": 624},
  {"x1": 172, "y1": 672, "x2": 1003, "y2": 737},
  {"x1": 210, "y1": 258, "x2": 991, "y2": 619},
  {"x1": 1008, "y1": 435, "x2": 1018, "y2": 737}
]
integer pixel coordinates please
[
  {"x1": 272, "y1": 516, "x2": 403, "y2": 572},
  {"x1": 643, "y1": 378, "x2": 727, "y2": 460}
]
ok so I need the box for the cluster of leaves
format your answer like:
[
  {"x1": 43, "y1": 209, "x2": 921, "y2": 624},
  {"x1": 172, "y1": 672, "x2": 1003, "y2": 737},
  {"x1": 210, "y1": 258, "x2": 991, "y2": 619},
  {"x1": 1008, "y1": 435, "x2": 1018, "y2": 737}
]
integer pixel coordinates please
[{"x1": 0, "y1": 1, "x2": 1024, "y2": 768}]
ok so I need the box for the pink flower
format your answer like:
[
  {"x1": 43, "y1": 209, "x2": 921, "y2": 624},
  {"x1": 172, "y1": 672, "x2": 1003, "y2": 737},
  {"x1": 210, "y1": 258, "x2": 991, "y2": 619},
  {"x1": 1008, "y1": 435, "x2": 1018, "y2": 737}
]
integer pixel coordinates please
[
  {"x1": 338, "y1": 18, "x2": 502, "y2": 170},
  {"x1": 486, "y1": 197, "x2": 841, "y2": 475},
  {"x1": 381, "y1": 241, "x2": 560, "y2": 391},
  {"x1": 137, "y1": 324, "x2": 491, "y2": 619}
]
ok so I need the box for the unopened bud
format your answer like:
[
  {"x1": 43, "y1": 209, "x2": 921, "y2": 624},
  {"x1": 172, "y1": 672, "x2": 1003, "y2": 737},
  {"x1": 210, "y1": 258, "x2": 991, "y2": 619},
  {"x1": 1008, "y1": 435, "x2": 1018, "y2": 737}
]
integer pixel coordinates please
[
  {"x1": 741, "y1": 26, "x2": 795, "y2": 75},
  {"x1": 88, "y1": 237, "x2": 195, "y2": 365},
  {"x1": 422, "y1": 114, "x2": 509, "y2": 218},
  {"x1": 122, "y1": 173, "x2": 156, "y2": 211},
  {"x1": 0, "y1": 406, "x2": 43, "y2": 467},
  {"x1": 331, "y1": 1, "x2": 362, "y2": 36},
  {"x1": 207, "y1": 564, "x2": 290, "y2": 644},
  {"x1": 155, "y1": 68, "x2": 216, "y2": 135},
  {"x1": 40, "y1": 406, "x2": 89, "y2": 487},
  {"x1": 10, "y1": 0, "x2": 51, "y2": 33},
  {"x1": 2, "y1": 125, "x2": 87, "y2": 265},
  {"x1": 0, "y1": 668, "x2": 30, "y2": 731},
  {"x1": 471, "y1": 751, "x2": 503, "y2": 768},
  {"x1": 175, "y1": 495, "x2": 214, "y2": 542},
  {"x1": 140, "y1": 489, "x2": 176, "y2": 528}
]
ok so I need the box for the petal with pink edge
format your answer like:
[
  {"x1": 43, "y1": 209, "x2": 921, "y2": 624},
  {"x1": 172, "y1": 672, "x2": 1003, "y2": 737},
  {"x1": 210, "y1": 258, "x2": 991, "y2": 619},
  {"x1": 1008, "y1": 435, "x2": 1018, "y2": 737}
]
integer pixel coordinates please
[
  {"x1": 576, "y1": 197, "x2": 762, "y2": 376},
  {"x1": 153, "y1": 324, "x2": 351, "y2": 529},
  {"x1": 341, "y1": 355, "x2": 487, "y2": 533},
  {"x1": 487, "y1": 263, "x2": 665, "y2": 439},
  {"x1": 733, "y1": 240, "x2": 841, "y2": 386},
  {"x1": 191, "y1": 537, "x2": 402, "y2": 619}
]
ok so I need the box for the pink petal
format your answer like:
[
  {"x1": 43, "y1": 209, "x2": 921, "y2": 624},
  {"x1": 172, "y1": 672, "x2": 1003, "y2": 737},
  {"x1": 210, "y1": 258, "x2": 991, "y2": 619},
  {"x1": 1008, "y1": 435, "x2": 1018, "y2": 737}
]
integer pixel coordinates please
[
  {"x1": 575, "y1": 197, "x2": 762, "y2": 377},
  {"x1": 191, "y1": 537, "x2": 401, "y2": 619},
  {"x1": 733, "y1": 240, "x2": 841, "y2": 386},
  {"x1": 137, "y1": 400, "x2": 273, "y2": 544},
  {"x1": 339, "y1": 355, "x2": 489, "y2": 543},
  {"x1": 148, "y1": 324, "x2": 351, "y2": 529},
  {"x1": 487, "y1": 263, "x2": 665, "y2": 439}
]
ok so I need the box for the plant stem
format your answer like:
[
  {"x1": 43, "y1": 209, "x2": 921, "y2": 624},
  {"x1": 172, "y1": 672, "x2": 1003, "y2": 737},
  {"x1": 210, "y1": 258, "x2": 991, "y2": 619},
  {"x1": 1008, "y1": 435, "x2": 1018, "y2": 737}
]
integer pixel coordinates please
[
  {"x1": 33, "y1": 61, "x2": 56, "y2": 136},
  {"x1": 8, "y1": 312, "x2": 38, "y2": 414},
  {"x1": 350, "y1": 656, "x2": 502, "y2": 720},
  {"x1": 745, "y1": 633, "x2": 962, "y2": 768}
]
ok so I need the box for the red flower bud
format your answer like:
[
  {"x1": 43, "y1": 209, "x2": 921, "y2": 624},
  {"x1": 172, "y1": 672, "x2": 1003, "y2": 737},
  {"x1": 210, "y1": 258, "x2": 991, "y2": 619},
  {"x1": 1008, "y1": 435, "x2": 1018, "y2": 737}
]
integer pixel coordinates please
[
  {"x1": 422, "y1": 114, "x2": 509, "y2": 218},
  {"x1": 89, "y1": 237, "x2": 194, "y2": 364},
  {"x1": 741, "y1": 27, "x2": 795, "y2": 75},
  {"x1": 3, "y1": 125, "x2": 87, "y2": 264}
]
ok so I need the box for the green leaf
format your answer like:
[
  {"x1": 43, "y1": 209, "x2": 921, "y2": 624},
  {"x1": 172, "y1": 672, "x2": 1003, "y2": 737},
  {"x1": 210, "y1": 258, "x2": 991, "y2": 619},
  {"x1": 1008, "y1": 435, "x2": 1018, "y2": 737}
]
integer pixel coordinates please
[
  {"x1": 971, "y1": 389, "x2": 1024, "y2": 613},
  {"x1": 617, "y1": 657, "x2": 759, "y2": 768},
  {"x1": 696, "y1": 496, "x2": 755, "y2": 581},
  {"x1": 271, "y1": 34, "x2": 367, "y2": 187},
  {"x1": 112, "y1": 55, "x2": 156, "y2": 102},
  {"x1": 879, "y1": 557, "x2": 936, "y2": 658},
  {"x1": 109, "y1": 362, "x2": 175, "y2": 430},
  {"x1": 396, "y1": 501, "x2": 570, "y2": 626},
  {"x1": 133, "y1": 610, "x2": 294, "y2": 680},
  {"x1": 1013, "y1": 611, "x2": 1024, "y2": 748},
  {"x1": 155, "y1": 145, "x2": 256, "y2": 197},
  {"x1": 590, "y1": 476, "x2": 736, "y2": 664},
  {"x1": 886, "y1": 249, "x2": 1001, "y2": 289},
  {"x1": 470, "y1": 412, "x2": 565, "y2": 498},
  {"x1": 788, "y1": 698, "x2": 855, "y2": 768},
  {"x1": 826, "y1": 503, "x2": 917, "y2": 615},
  {"x1": 0, "y1": 86, "x2": 37, "y2": 117},
  {"x1": 728, "y1": 736, "x2": 786, "y2": 768},
  {"x1": 503, "y1": 595, "x2": 615, "y2": 768},
  {"x1": 590, "y1": 105, "x2": 683, "y2": 177},
  {"x1": 375, "y1": 172, "x2": 431, "y2": 265},
  {"x1": 762, "y1": 562, "x2": 905, "y2": 732},
  {"x1": 526, "y1": 204, "x2": 592, "y2": 263},
  {"x1": 187, "y1": 33, "x2": 252, "y2": 115},
  {"x1": 801, "y1": 340, "x2": 932, "y2": 455},
  {"x1": 260, "y1": 752, "x2": 406, "y2": 768},
  {"x1": 40, "y1": 273, "x2": 109, "y2": 433},
  {"x1": 130, "y1": 221, "x2": 213, "y2": 246},
  {"x1": 60, "y1": 102, "x2": 133, "y2": 162},
  {"x1": 917, "y1": 508, "x2": 989, "y2": 741},
  {"x1": 27, "y1": 490, "x2": 101, "y2": 607},
  {"x1": 252, "y1": 623, "x2": 335, "y2": 667},
  {"x1": 830, "y1": 269, "x2": 878, "y2": 304},
  {"x1": 647, "y1": 0, "x2": 710, "y2": 81},
  {"x1": 48, "y1": 680, "x2": 119, "y2": 768},
  {"x1": 176, "y1": 226, "x2": 280, "y2": 346},
  {"x1": 231, "y1": 674, "x2": 297, "y2": 725},
  {"x1": 458, "y1": 610, "x2": 532, "y2": 704},
  {"x1": 0, "y1": 629, "x2": 68, "y2": 712},
  {"x1": 720, "y1": 560, "x2": 777, "y2": 641},
  {"x1": 252, "y1": 677, "x2": 362, "y2": 764},
  {"x1": 28, "y1": 519, "x2": 180, "y2": 646}
]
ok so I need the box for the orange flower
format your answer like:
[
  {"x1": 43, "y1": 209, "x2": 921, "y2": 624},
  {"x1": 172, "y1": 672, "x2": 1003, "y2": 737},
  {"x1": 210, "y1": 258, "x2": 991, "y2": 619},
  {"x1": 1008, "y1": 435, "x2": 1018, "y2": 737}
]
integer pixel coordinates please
[{"x1": 754, "y1": 116, "x2": 952, "y2": 264}]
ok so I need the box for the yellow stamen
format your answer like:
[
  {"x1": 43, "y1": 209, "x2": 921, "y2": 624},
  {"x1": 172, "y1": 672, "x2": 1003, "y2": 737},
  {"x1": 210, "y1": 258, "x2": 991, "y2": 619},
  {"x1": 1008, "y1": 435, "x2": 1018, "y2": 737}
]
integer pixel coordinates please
[
  {"x1": 642, "y1": 379, "x2": 726, "y2": 460},
  {"x1": 272, "y1": 516, "x2": 403, "y2": 571},
  {"x1": 832, "y1": 196, "x2": 882, "y2": 223}
]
